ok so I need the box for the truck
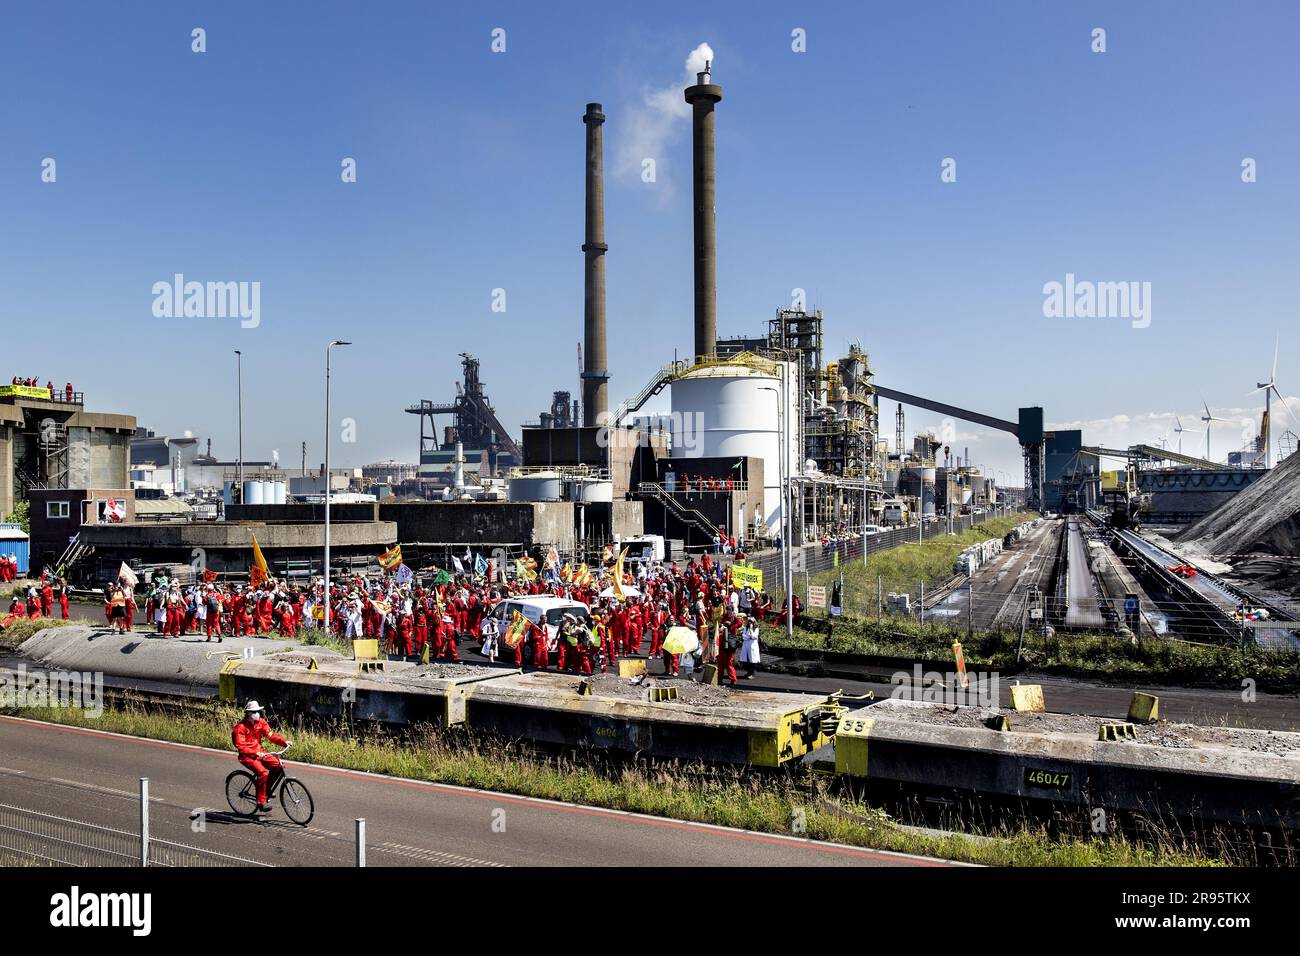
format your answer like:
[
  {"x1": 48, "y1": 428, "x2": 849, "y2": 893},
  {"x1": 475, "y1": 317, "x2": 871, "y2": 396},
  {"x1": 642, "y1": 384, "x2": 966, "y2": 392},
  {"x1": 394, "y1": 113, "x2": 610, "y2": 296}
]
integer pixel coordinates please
[{"x1": 881, "y1": 500, "x2": 909, "y2": 526}]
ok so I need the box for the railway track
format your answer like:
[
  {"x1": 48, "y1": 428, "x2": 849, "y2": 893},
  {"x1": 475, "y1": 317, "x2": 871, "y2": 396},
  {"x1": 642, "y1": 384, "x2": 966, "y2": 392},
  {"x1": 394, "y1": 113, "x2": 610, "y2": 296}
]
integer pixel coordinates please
[{"x1": 1085, "y1": 511, "x2": 1300, "y2": 648}]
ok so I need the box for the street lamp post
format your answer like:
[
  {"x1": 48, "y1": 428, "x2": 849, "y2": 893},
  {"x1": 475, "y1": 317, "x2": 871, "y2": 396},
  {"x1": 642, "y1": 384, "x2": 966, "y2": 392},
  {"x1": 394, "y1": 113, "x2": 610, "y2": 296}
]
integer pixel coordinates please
[
  {"x1": 761, "y1": 376, "x2": 794, "y2": 638},
  {"x1": 234, "y1": 350, "x2": 243, "y2": 504},
  {"x1": 324, "y1": 340, "x2": 352, "y2": 634}
]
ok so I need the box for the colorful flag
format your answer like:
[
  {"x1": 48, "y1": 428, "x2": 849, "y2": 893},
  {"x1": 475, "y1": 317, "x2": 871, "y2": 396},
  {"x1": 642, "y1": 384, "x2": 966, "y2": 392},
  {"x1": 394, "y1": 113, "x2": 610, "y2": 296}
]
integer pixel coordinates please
[
  {"x1": 515, "y1": 557, "x2": 537, "y2": 583},
  {"x1": 377, "y1": 544, "x2": 403, "y2": 571},
  {"x1": 393, "y1": 563, "x2": 414, "y2": 586},
  {"x1": 117, "y1": 561, "x2": 139, "y2": 588},
  {"x1": 431, "y1": 569, "x2": 451, "y2": 586},
  {"x1": 452, "y1": 555, "x2": 465, "y2": 573},
  {"x1": 544, "y1": 545, "x2": 559, "y2": 570},
  {"x1": 474, "y1": 552, "x2": 488, "y2": 576},
  {"x1": 503, "y1": 610, "x2": 528, "y2": 649},
  {"x1": 250, "y1": 534, "x2": 269, "y2": 587}
]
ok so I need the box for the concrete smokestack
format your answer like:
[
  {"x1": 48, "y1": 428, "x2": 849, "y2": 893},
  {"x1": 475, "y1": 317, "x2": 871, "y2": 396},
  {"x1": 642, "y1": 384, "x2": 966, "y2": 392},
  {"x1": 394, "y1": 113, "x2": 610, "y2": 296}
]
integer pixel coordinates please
[
  {"x1": 684, "y1": 61, "x2": 722, "y2": 361},
  {"x1": 581, "y1": 102, "x2": 608, "y2": 427}
]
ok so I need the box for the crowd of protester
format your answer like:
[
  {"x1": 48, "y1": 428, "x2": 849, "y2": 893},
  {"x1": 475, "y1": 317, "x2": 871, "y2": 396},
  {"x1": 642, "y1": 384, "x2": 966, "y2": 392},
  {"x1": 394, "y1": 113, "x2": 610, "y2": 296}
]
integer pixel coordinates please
[{"x1": 71, "y1": 550, "x2": 791, "y2": 688}]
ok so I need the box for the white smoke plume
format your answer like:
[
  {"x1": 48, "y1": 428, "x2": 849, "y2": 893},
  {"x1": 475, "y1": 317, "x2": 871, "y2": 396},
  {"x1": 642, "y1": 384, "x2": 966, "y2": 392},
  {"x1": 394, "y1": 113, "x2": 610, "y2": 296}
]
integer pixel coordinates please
[{"x1": 614, "y1": 42, "x2": 714, "y2": 202}]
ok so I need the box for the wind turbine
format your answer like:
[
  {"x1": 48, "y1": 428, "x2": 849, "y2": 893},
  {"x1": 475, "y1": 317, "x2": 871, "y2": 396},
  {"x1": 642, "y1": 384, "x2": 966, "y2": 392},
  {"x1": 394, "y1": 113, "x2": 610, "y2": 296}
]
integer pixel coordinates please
[
  {"x1": 1249, "y1": 336, "x2": 1295, "y2": 469},
  {"x1": 1172, "y1": 415, "x2": 1192, "y2": 455},
  {"x1": 1199, "y1": 399, "x2": 1227, "y2": 461}
]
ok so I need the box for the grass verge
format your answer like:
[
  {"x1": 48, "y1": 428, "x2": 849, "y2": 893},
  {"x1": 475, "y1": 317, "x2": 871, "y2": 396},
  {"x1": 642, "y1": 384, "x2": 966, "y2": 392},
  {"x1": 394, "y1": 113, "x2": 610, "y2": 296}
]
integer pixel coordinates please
[
  {"x1": 0, "y1": 616, "x2": 78, "y2": 649},
  {"x1": 4, "y1": 700, "x2": 1221, "y2": 867}
]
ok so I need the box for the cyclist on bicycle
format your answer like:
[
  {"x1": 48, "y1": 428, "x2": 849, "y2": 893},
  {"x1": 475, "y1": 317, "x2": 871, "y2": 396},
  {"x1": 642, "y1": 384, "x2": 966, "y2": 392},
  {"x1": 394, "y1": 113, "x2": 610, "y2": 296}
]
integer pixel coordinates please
[{"x1": 232, "y1": 700, "x2": 291, "y2": 813}]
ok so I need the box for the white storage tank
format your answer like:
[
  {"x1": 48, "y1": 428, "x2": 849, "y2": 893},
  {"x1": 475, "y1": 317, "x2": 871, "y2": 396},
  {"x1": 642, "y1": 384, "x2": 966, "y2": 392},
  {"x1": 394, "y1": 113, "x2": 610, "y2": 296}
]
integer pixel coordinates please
[
  {"x1": 508, "y1": 473, "x2": 564, "y2": 501},
  {"x1": 570, "y1": 478, "x2": 614, "y2": 503},
  {"x1": 922, "y1": 466, "x2": 937, "y2": 517},
  {"x1": 272, "y1": 480, "x2": 287, "y2": 504},
  {"x1": 669, "y1": 361, "x2": 798, "y2": 533},
  {"x1": 243, "y1": 480, "x2": 264, "y2": 505}
]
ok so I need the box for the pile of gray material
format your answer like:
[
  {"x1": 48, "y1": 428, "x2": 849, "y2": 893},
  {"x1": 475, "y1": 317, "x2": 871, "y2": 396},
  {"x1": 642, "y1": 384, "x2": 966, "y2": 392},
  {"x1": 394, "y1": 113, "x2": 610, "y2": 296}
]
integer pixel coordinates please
[
  {"x1": 583, "y1": 673, "x2": 732, "y2": 707},
  {"x1": 1179, "y1": 450, "x2": 1300, "y2": 558},
  {"x1": 406, "y1": 662, "x2": 487, "y2": 680}
]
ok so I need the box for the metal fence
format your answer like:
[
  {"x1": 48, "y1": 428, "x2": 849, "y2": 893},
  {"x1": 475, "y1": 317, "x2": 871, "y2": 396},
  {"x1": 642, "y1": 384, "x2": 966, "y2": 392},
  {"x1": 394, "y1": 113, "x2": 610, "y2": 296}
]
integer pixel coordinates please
[
  {"x1": 748, "y1": 509, "x2": 1002, "y2": 594},
  {"x1": 0, "y1": 802, "x2": 270, "y2": 868}
]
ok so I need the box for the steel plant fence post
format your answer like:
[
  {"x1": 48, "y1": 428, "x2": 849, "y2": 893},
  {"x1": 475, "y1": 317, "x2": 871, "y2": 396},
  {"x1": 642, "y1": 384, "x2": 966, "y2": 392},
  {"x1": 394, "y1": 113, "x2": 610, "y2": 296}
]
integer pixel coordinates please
[
  {"x1": 877, "y1": 576, "x2": 882, "y2": 624},
  {"x1": 356, "y1": 818, "x2": 366, "y2": 867},
  {"x1": 140, "y1": 777, "x2": 149, "y2": 867}
]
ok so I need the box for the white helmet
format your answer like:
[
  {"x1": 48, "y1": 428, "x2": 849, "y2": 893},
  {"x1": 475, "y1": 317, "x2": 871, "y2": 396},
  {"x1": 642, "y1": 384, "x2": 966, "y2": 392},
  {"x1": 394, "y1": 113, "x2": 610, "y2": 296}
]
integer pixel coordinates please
[{"x1": 243, "y1": 700, "x2": 263, "y2": 715}]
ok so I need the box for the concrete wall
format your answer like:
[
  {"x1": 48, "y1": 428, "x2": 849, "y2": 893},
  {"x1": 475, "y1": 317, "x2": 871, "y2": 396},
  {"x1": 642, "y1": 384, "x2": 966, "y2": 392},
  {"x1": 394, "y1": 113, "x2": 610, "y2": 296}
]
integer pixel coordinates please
[{"x1": 229, "y1": 500, "x2": 580, "y2": 551}]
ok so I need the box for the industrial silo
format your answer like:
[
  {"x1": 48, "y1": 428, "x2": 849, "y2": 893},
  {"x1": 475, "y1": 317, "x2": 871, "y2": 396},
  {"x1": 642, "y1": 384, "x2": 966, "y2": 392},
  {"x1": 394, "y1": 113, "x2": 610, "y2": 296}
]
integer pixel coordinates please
[{"x1": 669, "y1": 359, "x2": 797, "y2": 533}]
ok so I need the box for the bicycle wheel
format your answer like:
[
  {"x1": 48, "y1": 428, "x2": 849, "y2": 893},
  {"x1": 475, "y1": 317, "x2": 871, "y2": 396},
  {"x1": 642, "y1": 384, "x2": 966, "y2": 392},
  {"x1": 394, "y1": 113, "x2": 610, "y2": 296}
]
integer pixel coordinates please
[
  {"x1": 279, "y1": 777, "x2": 315, "y2": 826},
  {"x1": 224, "y1": 770, "x2": 259, "y2": 817}
]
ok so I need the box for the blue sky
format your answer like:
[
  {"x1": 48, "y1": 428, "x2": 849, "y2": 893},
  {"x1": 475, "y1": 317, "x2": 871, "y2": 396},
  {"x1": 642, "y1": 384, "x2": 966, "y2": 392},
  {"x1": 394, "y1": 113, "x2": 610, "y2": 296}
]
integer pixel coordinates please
[{"x1": 2, "y1": 1, "x2": 1298, "y2": 478}]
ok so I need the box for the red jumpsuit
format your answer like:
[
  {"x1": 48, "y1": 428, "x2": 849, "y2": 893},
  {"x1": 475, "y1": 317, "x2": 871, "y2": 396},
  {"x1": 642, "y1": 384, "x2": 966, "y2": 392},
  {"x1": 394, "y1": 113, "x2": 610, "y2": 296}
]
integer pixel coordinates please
[
  {"x1": 530, "y1": 620, "x2": 548, "y2": 670},
  {"x1": 434, "y1": 617, "x2": 459, "y2": 661},
  {"x1": 232, "y1": 718, "x2": 287, "y2": 805}
]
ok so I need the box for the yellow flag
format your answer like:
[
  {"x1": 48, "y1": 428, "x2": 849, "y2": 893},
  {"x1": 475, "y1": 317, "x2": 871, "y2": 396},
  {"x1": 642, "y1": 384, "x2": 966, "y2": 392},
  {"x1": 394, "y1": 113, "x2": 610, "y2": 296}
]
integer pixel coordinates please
[
  {"x1": 612, "y1": 547, "x2": 629, "y2": 600},
  {"x1": 250, "y1": 534, "x2": 269, "y2": 587}
]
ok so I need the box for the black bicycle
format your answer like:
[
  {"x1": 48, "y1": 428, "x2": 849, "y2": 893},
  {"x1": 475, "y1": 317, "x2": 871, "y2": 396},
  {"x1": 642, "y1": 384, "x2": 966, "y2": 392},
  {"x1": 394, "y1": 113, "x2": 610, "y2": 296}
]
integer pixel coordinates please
[{"x1": 224, "y1": 744, "x2": 315, "y2": 825}]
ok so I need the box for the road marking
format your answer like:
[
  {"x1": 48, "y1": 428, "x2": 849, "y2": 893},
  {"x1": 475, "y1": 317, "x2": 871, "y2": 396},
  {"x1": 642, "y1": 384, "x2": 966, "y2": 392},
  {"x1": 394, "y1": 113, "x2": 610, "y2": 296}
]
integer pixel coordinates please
[
  {"x1": 374, "y1": 841, "x2": 506, "y2": 867},
  {"x1": 0, "y1": 714, "x2": 959, "y2": 866}
]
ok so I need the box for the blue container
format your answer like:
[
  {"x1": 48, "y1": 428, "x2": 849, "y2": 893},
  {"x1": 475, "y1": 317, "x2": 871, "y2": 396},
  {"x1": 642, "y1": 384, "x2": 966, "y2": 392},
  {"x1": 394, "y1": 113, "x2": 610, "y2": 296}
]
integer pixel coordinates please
[{"x1": 0, "y1": 524, "x2": 30, "y2": 574}]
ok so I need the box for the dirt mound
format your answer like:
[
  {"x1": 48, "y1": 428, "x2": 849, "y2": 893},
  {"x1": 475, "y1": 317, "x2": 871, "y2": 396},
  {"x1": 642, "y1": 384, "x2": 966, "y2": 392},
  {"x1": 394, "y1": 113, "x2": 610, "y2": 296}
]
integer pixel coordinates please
[{"x1": 1180, "y1": 451, "x2": 1300, "y2": 558}]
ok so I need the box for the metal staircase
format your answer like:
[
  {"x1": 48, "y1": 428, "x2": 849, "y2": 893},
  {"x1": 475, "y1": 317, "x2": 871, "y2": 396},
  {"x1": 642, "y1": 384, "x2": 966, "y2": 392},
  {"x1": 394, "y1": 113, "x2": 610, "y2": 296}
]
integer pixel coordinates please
[
  {"x1": 636, "y1": 482, "x2": 719, "y2": 545},
  {"x1": 611, "y1": 360, "x2": 689, "y2": 426},
  {"x1": 53, "y1": 532, "x2": 93, "y2": 578}
]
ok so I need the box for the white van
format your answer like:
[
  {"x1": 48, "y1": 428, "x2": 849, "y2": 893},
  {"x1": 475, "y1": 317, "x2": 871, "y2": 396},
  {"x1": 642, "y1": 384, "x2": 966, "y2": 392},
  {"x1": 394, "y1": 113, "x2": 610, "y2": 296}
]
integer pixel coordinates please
[{"x1": 486, "y1": 595, "x2": 591, "y2": 652}]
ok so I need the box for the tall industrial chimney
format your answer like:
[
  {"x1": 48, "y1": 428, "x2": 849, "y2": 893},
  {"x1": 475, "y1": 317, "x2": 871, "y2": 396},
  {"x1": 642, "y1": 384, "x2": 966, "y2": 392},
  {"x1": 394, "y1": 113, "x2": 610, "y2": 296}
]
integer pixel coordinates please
[
  {"x1": 684, "y1": 61, "x2": 722, "y2": 361},
  {"x1": 581, "y1": 102, "x2": 609, "y2": 427}
]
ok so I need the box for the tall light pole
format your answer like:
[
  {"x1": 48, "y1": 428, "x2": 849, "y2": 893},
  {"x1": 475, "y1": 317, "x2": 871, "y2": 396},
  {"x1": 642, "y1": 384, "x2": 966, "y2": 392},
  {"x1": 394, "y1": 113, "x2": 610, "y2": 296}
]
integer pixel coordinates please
[
  {"x1": 234, "y1": 350, "x2": 244, "y2": 504},
  {"x1": 761, "y1": 377, "x2": 793, "y2": 638},
  {"x1": 324, "y1": 340, "x2": 351, "y2": 634}
]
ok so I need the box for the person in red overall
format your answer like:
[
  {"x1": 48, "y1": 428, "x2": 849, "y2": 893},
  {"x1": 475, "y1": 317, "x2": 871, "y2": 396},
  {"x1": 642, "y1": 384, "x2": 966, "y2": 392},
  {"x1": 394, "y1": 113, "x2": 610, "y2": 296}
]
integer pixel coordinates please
[
  {"x1": 232, "y1": 701, "x2": 290, "y2": 813},
  {"x1": 412, "y1": 603, "x2": 428, "y2": 653},
  {"x1": 276, "y1": 598, "x2": 296, "y2": 639},
  {"x1": 529, "y1": 618, "x2": 549, "y2": 670},
  {"x1": 205, "y1": 589, "x2": 223, "y2": 641},
  {"x1": 717, "y1": 612, "x2": 742, "y2": 687},
  {"x1": 434, "y1": 614, "x2": 460, "y2": 661},
  {"x1": 395, "y1": 612, "x2": 413, "y2": 659},
  {"x1": 40, "y1": 582, "x2": 53, "y2": 617},
  {"x1": 9, "y1": 595, "x2": 26, "y2": 618},
  {"x1": 57, "y1": 580, "x2": 70, "y2": 620}
]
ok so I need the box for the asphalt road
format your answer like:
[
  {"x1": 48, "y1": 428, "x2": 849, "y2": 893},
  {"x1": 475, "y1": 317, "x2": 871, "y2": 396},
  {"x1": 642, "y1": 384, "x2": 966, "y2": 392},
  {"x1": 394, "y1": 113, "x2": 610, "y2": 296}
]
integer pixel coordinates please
[{"x1": 0, "y1": 716, "x2": 948, "y2": 868}]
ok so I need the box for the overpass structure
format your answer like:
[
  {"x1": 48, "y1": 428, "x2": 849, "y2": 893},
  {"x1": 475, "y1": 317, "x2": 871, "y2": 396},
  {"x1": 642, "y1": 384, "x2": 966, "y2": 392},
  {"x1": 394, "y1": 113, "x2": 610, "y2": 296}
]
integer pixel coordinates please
[{"x1": 872, "y1": 385, "x2": 1045, "y2": 512}]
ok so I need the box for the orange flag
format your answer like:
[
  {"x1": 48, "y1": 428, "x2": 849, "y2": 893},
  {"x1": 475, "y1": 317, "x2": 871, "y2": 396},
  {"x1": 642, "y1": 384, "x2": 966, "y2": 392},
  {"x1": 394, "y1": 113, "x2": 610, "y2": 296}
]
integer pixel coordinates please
[{"x1": 250, "y1": 534, "x2": 269, "y2": 587}]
